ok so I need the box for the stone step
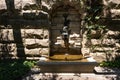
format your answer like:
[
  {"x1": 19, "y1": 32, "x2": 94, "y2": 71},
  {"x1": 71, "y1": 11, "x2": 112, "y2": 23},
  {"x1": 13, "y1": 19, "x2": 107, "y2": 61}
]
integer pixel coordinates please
[
  {"x1": 94, "y1": 66, "x2": 120, "y2": 74},
  {"x1": 37, "y1": 61, "x2": 98, "y2": 73}
]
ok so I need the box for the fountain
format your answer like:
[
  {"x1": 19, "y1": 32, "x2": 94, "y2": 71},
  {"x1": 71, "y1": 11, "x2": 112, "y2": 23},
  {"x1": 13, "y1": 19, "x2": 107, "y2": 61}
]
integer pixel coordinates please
[{"x1": 49, "y1": 4, "x2": 84, "y2": 61}]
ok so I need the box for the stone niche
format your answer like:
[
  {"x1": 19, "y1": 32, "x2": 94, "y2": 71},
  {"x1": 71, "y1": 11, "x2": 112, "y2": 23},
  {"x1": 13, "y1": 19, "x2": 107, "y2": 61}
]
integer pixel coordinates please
[{"x1": 49, "y1": 1, "x2": 83, "y2": 56}]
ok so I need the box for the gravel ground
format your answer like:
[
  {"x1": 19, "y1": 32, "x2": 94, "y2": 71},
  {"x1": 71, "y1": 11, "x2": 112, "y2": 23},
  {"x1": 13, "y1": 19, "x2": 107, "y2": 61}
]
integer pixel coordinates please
[{"x1": 22, "y1": 68, "x2": 120, "y2": 80}]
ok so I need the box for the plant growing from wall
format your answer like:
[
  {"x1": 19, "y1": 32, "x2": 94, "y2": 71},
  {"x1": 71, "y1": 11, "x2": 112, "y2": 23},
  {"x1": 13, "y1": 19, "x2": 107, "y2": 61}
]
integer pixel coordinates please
[
  {"x1": 85, "y1": 0, "x2": 105, "y2": 39},
  {"x1": 84, "y1": 0, "x2": 110, "y2": 59}
]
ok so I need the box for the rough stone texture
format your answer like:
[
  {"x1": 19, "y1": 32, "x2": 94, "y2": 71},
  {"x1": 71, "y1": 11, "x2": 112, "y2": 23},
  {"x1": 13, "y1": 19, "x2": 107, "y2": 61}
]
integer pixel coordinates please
[
  {"x1": 0, "y1": 0, "x2": 120, "y2": 61},
  {"x1": 0, "y1": 43, "x2": 16, "y2": 52},
  {"x1": 111, "y1": 9, "x2": 120, "y2": 18},
  {"x1": 22, "y1": 72, "x2": 119, "y2": 80},
  {"x1": 91, "y1": 39, "x2": 119, "y2": 46},
  {"x1": 94, "y1": 66, "x2": 120, "y2": 74},
  {"x1": 0, "y1": 0, "x2": 36, "y2": 10},
  {"x1": 0, "y1": 29, "x2": 49, "y2": 41},
  {"x1": 103, "y1": 0, "x2": 120, "y2": 7},
  {"x1": 0, "y1": 28, "x2": 49, "y2": 58},
  {"x1": 0, "y1": 29, "x2": 14, "y2": 41},
  {"x1": 88, "y1": 29, "x2": 120, "y2": 62},
  {"x1": 0, "y1": 0, "x2": 7, "y2": 9},
  {"x1": 103, "y1": 0, "x2": 120, "y2": 18},
  {"x1": 81, "y1": 48, "x2": 90, "y2": 57},
  {"x1": 24, "y1": 48, "x2": 49, "y2": 56},
  {"x1": 25, "y1": 39, "x2": 49, "y2": 48}
]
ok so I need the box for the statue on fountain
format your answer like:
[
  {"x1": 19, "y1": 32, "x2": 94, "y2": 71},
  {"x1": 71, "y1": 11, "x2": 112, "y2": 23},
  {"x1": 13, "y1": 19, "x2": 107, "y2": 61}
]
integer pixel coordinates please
[{"x1": 61, "y1": 13, "x2": 71, "y2": 49}]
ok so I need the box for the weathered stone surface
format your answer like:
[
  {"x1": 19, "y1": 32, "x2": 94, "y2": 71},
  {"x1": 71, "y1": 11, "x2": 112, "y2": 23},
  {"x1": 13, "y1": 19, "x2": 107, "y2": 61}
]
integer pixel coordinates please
[
  {"x1": 0, "y1": 29, "x2": 14, "y2": 41},
  {"x1": 103, "y1": 0, "x2": 120, "y2": 6},
  {"x1": 22, "y1": 29, "x2": 49, "y2": 39},
  {"x1": 110, "y1": 9, "x2": 120, "y2": 18},
  {"x1": 115, "y1": 43, "x2": 120, "y2": 48},
  {"x1": 0, "y1": 0, "x2": 6, "y2": 9},
  {"x1": 0, "y1": 0, "x2": 37, "y2": 10},
  {"x1": 90, "y1": 52, "x2": 107, "y2": 62},
  {"x1": 81, "y1": 48, "x2": 90, "y2": 57},
  {"x1": 0, "y1": 43, "x2": 16, "y2": 52},
  {"x1": 25, "y1": 39, "x2": 49, "y2": 49},
  {"x1": 0, "y1": 0, "x2": 120, "y2": 61},
  {"x1": 39, "y1": 48, "x2": 49, "y2": 55},
  {"x1": 106, "y1": 30, "x2": 120, "y2": 38},
  {"x1": 91, "y1": 51, "x2": 119, "y2": 62},
  {"x1": 94, "y1": 66, "x2": 120, "y2": 74},
  {"x1": 14, "y1": 48, "x2": 49, "y2": 56},
  {"x1": 91, "y1": 39, "x2": 119, "y2": 46},
  {"x1": 0, "y1": 29, "x2": 49, "y2": 41},
  {"x1": 107, "y1": 30, "x2": 120, "y2": 35},
  {"x1": 22, "y1": 11, "x2": 48, "y2": 20},
  {"x1": 93, "y1": 47, "x2": 115, "y2": 52},
  {"x1": 103, "y1": 0, "x2": 120, "y2": 18},
  {"x1": 0, "y1": 28, "x2": 49, "y2": 58},
  {"x1": 24, "y1": 48, "x2": 49, "y2": 56}
]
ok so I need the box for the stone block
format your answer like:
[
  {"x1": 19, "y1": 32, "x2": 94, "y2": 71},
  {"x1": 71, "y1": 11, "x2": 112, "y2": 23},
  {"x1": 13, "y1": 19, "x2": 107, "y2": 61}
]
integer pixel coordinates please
[
  {"x1": 103, "y1": 0, "x2": 120, "y2": 7},
  {"x1": 0, "y1": 43, "x2": 16, "y2": 52},
  {"x1": 91, "y1": 39, "x2": 119, "y2": 46},
  {"x1": 106, "y1": 30, "x2": 120, "y2": 39},
  {"x1": 0, "y1": 0, "x2": 7, "y2": 9},
  {"x1": 94, "y1": 66, "x2": 120, "y2": 74},
  {"x1": 24, "y1": 48, "x2": 49, "y2": 56},
  {"x1": 0, "y1": 29, "x2": 14, "y2": 41},
  {"x1": 111, "y1": 9, "x2": 120, "y2": 18},
  {"x1": 21, "y1": 29, "x2": 49, "y2": 39},
  {"x1": 0, "y1": 29, "x2": 49, "y2": 43},
  {"x1": 25, "y1": 39, "x2": 49, "y2": 49},
  {"x1": 81, "y1": 48, "x2": 90, "y2": 57},
  {"x1": 93, "y1": 47, "x2": 115, "y2": 52}
]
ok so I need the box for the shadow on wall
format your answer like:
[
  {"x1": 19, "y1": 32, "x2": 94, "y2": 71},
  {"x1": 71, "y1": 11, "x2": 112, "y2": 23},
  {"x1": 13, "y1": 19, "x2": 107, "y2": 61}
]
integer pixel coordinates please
[
  {"x1": 0, "y1": 0, "x2": 25, "y2": 58},
  {"x1": 5, "y1": 0, "x2": 15, "y2": 14},
  {"x1": 0, "y1": 25, "x2": 26, "y2": 59},
  {"x1": 13, "y1": 25, "x2": 26, "y2": 59}
]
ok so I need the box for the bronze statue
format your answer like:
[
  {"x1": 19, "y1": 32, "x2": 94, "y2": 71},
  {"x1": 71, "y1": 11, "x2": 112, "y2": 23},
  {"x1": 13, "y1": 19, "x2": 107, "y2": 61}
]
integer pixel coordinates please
[{"x1": 61, "y1": 13, "x2": 71, "y2": 49}]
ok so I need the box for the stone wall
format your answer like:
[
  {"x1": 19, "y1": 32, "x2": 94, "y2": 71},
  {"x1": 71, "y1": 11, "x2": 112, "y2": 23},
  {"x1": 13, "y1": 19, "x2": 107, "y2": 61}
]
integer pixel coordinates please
[
  {"x1": 82, "y1": 0, "x2": 120, "y2": 62},
  {"x1": 0, "y1": 0, "x2": 120, "y2": 61},
  {"x1": 0, "y1": 27, "x2": 49, "y2": 59}
]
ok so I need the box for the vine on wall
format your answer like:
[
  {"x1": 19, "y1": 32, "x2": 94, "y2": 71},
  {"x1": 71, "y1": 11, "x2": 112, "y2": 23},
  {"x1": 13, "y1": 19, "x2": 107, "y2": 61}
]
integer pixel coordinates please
[{"x1": 85, "y1": 0, "x2": 106, "y2": 39}]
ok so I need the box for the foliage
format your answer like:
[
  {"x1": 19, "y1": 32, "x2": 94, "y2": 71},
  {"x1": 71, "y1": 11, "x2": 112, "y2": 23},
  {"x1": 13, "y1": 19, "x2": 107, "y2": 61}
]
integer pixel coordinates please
[
  {"x1": 100, "y1": 60, "x2": 120, "y2": 68},
  {"x1": 86, "y1": 24, "x2": 105, "y2": 30},
  {"x1": 85, "y1": 0, "x2": 104, "y2": 35},
  {"x1": 0, "y1": 60, "x2": 36, "y2": 80},
  {"x1": 100, "y1": 55, "x2": 120, "y2": 68}
]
